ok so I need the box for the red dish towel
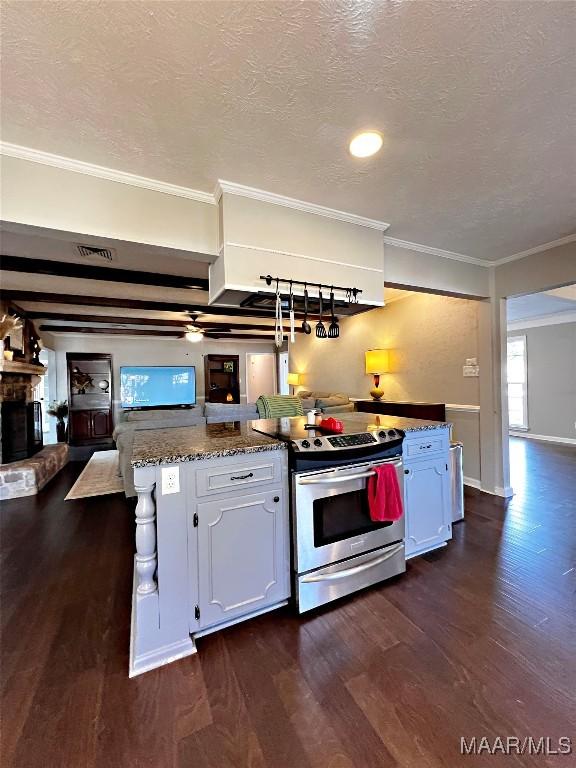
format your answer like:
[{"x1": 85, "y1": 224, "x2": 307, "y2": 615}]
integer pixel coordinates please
[{"x1": 367, "y1": 464, "x2": 404, "y2": 522}]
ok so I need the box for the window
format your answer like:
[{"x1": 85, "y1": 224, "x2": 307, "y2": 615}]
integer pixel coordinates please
[{"x1": 507, "y1": 335, "x2": 528, "y2": 429}]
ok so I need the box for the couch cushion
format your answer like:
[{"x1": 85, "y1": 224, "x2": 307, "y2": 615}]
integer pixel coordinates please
[
  {"x1": 315, "y1": 395, "x2": 350, "y2": 410},
  {"x1": 321, "y1": 402, "x2": 355, "y2": 413},
  {"x1": 299, "y1": 397, "x2": 316, "y2": 411},
  {"x1": 122, "y1": 408, "x2": 200, "y2": 422},
  {"x1": 204, "y1": 403, "x2": 259, "y2": 422}
]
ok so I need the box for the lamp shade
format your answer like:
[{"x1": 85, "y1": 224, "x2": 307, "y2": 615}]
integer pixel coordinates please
[
  {"x1": 365, "y1": 349, "x2": 389, "y2": 375},
  {"x1": 287, "y1": 372, "x2": 301, "y2": 386}
]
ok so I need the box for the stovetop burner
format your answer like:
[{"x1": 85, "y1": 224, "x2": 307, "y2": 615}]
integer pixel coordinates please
[{"x1": 251, "y1": 414, "x2": 405, "y2": 462}]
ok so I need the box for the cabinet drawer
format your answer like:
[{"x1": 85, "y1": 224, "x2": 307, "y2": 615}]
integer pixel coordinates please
[
  {"x1": 196, "y1": 458, "x2": 282, "y2": 497},
  {"x1": 404, "y1": 436, "x2": 446, "y2": 459}
]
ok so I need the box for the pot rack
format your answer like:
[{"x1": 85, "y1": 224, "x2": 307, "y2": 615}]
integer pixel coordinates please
[{"x1": 260, "y1": 274, "x2": 362, "y2": 302}]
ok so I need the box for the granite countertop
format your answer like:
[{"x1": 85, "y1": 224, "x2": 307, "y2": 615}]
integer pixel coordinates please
[
  {"x1": 131, "y1": 422, "x2": 285, "y2": 468},
  {"x1": 330, "y1": 413, "x2": 451, "y2": 433},
  {"x1": 251, "y1": 413, "x2": 451, "y2": 441}
]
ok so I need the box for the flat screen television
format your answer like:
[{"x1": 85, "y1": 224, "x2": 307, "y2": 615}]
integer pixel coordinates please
[{"x1": 120, "y1": 366, "x2": 196, "y2": 409}]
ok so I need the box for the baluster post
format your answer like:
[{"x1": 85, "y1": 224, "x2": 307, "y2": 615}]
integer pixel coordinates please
[{"x1": 134, "y1": 481, "x2": 157, "y2": 595}]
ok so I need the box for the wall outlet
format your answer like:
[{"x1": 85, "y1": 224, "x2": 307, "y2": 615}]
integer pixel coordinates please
[
  {"x1": 161, "y1": 465, "x2": 180, "y2": 495},
  {"x1": 466, "y1": 358, "x2": 478, "y2": 366},
  {"x1": 463, "y1": 365, "x2": 480, "y2": 377}
]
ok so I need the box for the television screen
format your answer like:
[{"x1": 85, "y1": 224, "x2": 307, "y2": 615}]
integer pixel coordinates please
[{"x1": 120, "y1": 366, "x2": 196, "y2": 408}]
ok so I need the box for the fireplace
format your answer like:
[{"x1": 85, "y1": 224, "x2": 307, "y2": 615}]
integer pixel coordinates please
[{"x1": 0, "y1": 364, "x2": 45, "y2": 465}]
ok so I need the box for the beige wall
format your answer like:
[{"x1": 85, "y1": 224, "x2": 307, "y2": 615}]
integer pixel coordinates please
[
  {"x1": 290, "y1": 292, "x2": 482, "y2": 480},
  {"x1": 291, "y1": 293, "x2": 480, "y2": 402}
]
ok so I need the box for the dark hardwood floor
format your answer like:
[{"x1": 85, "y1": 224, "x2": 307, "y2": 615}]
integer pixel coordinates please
[{"x1": 1, "y1": 437, "x2": 575, "y2": 767}]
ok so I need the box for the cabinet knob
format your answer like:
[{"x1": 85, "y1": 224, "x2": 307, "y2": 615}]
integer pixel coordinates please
[
  {"x1": 404, "y1": 469, "x2": 409, "y2": 475},
  {"x1": 273, "y1": 496, "x2": 280, "y2": 503}
]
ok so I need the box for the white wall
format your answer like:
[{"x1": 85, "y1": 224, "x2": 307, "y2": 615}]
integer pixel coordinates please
[
  {"x1": 508, "y1": 321, "x2": 576, "y2": 441},
  {"x1": 1, "y1": 155, "x2": 218, "y2": 254},
  {"x1": 383, "y1": 244, "x2": 490, "y2": 298},
  {"x1": 495, "y1": 241, "x2": 576, "y2": 299},
  {"x1": 210, "y1": 191, "x2": 386, "y2": 307},
  {"x1": 42, "y1": 333, "x2": 276, "y2": 422}
]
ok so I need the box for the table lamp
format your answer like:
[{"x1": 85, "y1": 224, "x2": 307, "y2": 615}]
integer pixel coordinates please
[
  {"x1": 287, "y1": 372, "x2": 301, "y2": 395},
  {"x1": 365, "y1": 349, "x2": 389, "y2": 400}
]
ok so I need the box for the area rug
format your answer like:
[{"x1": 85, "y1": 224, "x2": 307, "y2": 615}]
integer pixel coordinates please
[{"x1": 65, "y1": 450, "x2": 124, "y2": 500}]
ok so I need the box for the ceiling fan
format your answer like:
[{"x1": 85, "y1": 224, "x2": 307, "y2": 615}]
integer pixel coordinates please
[{"x1": 184, "y1": 312, "x2": 232, "y2": 342}]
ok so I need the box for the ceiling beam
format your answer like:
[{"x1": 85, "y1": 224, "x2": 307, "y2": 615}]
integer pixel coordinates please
[
  {"x1": 4, "y1": 290, "x2": 305, "y2": 319},
  {"x1": 1, "y1": 255, "x2": 209, "y2": 291},
  {"x1": 40, "y1": 325, "x2": 184, "y2": 338},
  {"x1": 26, "y1": 311, "x2": 297, "y2": 332},
  {"x1": 28, "y1": 311, "x2": 188, "y2": 327},
  {"x1": 203, "y1": 332, "x2": 276, "y2": 341}
]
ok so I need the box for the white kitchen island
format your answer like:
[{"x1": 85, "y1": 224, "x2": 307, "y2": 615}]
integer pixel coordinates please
[
  {"x1": 128, "y1": 416, "x2": 453, "y2": 676},
  {"x1": 129, "y1": 422, "x2": 289, "y2": 677}
]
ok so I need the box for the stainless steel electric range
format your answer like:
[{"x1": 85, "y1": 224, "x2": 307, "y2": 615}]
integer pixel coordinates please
[{"x1": 251, "y1": 414, "x2": 407, "y2": 612}]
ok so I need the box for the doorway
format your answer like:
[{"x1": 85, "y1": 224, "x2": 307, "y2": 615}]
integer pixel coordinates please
[
  {"x1": 506, "y1": 284, "x2": 576, "y2": 447},
  {"x1": 36, "y1": 348, "x2": 57, "y2": 444},
  {"x1": 246, "y1": 353, "x2": 277, "y2": 402}
]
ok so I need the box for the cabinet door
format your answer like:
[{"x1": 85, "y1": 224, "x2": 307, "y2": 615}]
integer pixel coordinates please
[
  {"x1": 196, "y1": 488, "x2": 289, "y2": 629},
  {"x1": 70, "y1": 410, "x2": 92, "y2": 443},
  {"x1": 404, "y1": 458, "x2": 451, "y2": 558},
  {"x1": 91, "y1": 409, "x2": 111, "y2": 438}
]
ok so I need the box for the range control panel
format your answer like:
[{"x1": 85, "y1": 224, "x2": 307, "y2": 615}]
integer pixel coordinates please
[{"x1": 294, "y1": 429, "x2": 403, "y2": 452}]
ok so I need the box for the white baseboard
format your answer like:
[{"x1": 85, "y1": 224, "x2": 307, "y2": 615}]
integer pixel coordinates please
[
  {"x1": 510, "y1": 431, "x2": 576, "y2": 446},
  {"x1": 464, "y1": 478, "x2": 514, "y2": 498}
]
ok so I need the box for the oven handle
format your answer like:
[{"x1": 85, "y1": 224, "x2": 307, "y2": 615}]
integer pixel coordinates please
[
  {"x1": 297, "y1": 461, "x2": 402, "y2": 485},
  {"x1": 300, "y1": 543, "x2": 404, "y2": 582}
]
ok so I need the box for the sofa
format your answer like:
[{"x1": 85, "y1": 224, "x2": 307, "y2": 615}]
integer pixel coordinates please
[
  {"x1": 114, "y1": 403, "x2": 259, "y2": 497},
  {"x1": 296, "y1": 390, "x2": 355, "y2": 414}
]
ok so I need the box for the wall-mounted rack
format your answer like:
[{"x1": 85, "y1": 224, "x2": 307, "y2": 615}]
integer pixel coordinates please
[{"x1": 260, "y1": 275, "x2": 362, "y2": 302}]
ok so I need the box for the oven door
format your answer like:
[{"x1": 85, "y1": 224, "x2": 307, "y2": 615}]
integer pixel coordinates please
[{"x1": 293, "y1": 458, "x2": 405, "y2": 574}]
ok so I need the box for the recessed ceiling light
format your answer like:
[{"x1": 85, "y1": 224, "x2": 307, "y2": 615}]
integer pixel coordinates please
[{"x1": 349, "y1": 131, "x2": 383, "y2": 158}]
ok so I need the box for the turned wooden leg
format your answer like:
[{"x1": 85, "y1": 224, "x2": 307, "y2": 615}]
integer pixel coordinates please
[{"x1": 134, "y1": 481, "x2": 157, "y2": 595}]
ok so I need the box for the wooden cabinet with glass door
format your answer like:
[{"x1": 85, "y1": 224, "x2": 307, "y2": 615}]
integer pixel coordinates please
[
  {"x1": 204, "y1": 355, "x2": 240, "y2": 403},
  {"x1": 67, "y1": 353, "x2": 114, "y2": 445}
]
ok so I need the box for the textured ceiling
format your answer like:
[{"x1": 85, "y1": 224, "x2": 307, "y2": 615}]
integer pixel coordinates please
[{"x1": 1, "y1": 0, "x2": 575, "y2": 260}]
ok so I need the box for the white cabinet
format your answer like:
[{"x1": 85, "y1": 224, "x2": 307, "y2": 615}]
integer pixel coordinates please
[
  {"x1": 195, "y1": 487, "x2": 290, "y2": 629},
  {"x1": 403, "y1": 429, "x2": 452, "y2": 558}
]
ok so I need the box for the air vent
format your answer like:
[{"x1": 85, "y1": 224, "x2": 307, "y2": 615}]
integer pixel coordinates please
[{"x1": 76, "y1": 244, "x2": 116, "y2": 262}]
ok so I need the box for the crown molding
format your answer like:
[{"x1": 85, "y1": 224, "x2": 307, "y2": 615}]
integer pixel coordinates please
[
  {"x1": 382, "y1": 236, "x2": 489, "y2": 267},
  {"x1": 507, "y1": 309, "x2": 576, "y2": 331},
  {"x1": 492, "y1": 234, "x2": 576, "y2": 266},
  {"x1": 215, "y1": 179, "x2": 390, "y2": 231},
  {"x1": 0, "y1": 142, "x2": 215, "y2": 205}
]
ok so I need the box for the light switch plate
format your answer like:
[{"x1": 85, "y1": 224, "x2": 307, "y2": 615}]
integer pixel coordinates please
[
  {"x1": 466, "y1": 358, "x2": 478, "y2": 366},
  {"x1": 161, "y1": 465, "x2": 180, "y2": 495},
  {"x1": 463, "y1": 365, "x2": 480, "y2": 377}
]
